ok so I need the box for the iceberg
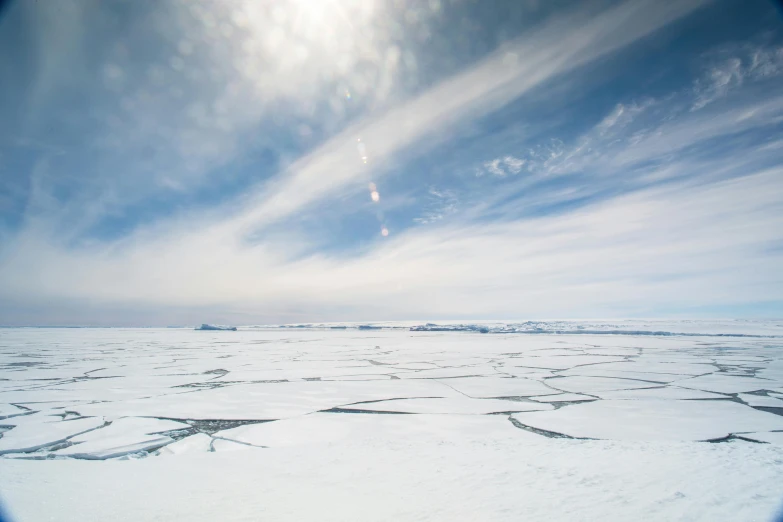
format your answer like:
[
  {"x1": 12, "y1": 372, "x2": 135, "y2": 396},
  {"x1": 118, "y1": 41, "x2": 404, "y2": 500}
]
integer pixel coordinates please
[{"x1": 195, "y1": 324, "x2": 237, "y2": 331}]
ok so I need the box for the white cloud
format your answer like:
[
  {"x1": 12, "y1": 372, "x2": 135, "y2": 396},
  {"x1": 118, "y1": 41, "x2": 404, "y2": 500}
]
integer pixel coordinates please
[
  {"x1": 692, "y1": 58, "x2": 744, "y2": 110},
  {"x1": 6, "y1": 0, "x2": 757, "y2": 324},
  {"x1": 482, "y1": 159, "x2": 504, "y2": 177},
  {"x1": 503, "y1": 156, "x2": 526, "y2": 174},
  {"x1": 12, "y1": 0, "x2": 711, "y2": 242},
  {"x1": 692, "y1": 43, "x2": 783, "y2": 110},
  {"x1": 596, "y1": 100, "x2": 654, "y2": 135},
  {"x1": 478, "y1": 155, "x2": 528, "y2": 177},
  {"x1": 6, "y1": 86, "x2": 783, "y2": 320},
  {"x1": 479, "y1": 83, "x2": 783, "y2": 190},
  {"x1": 1, "y1": 167, "x2": 780, "y2": 324},
  {"x1": 10, "y1": 0, "x2": 424, "y2": 237},
  {"x1": 219, "y1": 0, "x2": 711, "y2": 236},
  {"x1": 414, "y1": 187, "x2": 458, "y2": 225}
]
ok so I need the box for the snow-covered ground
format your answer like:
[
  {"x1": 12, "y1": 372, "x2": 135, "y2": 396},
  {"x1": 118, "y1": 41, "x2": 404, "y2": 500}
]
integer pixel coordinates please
[{"x1": 1, "y1": 324, "x2": 783, "y2": 521}]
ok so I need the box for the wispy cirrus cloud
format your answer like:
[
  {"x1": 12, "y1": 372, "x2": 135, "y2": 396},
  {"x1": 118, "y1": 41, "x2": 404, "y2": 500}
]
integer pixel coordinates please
[
  {"x1": 477, "y1": 155, "x2": 527, "y2": 177},
  {"x1": 595, "y1": 100, "x2": 655, "y2": 135},
  {"x1": 414, "y1": 187, "x2": 459, "y2": 225},
  {"x1": 472, "y1": 71, "x2": 783, "y2": 193},
  {"x1": 692, "y1": 41, "x2": 783, "y2": 110}
]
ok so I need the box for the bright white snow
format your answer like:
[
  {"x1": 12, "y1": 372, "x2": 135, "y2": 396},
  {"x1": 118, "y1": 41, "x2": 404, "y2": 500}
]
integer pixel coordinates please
[{"x1": 1, "y1": 323, "x2": 782, "y2": 521}]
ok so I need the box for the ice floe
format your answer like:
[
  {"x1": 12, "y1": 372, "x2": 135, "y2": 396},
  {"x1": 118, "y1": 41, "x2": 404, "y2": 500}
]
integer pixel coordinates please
[
  {"x1": 512, "y1": 399, "x2": 783, "y2": 440},
  {"x1": 55, "y1": 417, "x2": 189, "y2": 459}
]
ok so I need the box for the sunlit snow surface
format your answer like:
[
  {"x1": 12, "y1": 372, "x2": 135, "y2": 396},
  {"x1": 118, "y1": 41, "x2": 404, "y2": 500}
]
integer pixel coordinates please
[{"x1": 2, "y1": 322, "x2": 783, "y2": 521}]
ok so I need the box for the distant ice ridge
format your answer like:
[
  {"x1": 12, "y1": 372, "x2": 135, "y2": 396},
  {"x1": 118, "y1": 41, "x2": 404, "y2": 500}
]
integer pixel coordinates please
[
  {"x1": 409, "y1": 322, "x2": 783, "y2": 338},
  {"x1": 247, "y1": 319, "x2": 783, "y2": 338},
  {"x1": 195, "y1": 324, "x2": 237, "y2": 331},
  {"x1": 410, "y1": 323, "x2": 491, "y2": 333}
]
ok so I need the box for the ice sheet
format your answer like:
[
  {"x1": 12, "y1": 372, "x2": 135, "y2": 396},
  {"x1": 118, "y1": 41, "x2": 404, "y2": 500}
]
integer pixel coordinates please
[
  {"x1": 0, "y1": 403, "x2": 29, "y2": 419},
  {"x1": 737, "y1": 393, "x2": 783, "y2": 408},
  {"x1": 595, "y1": 386, "x2": 727, "y2": 400},
  {"x1": 528, "y1": 393, "x2": 595, "y2": 403},
  {"x1": 214, "y1": 412, "x2": 539, "y2": 447},
  {"x1": 562, "y1": 360, "x2": 716, "y2": 376},
  {"x1": 0, "y1": 416, "x2": 105, "y2": 454},
  {"x1": 544, "y1": 376, "x2": 661, "y2": 394},
  {"x1": 741, "y1": 431, "x2": 783, "y2": 444},
  {"x1": 73, "y1": 379, "x2": 462, "y2": 420},
  {"x1": 675, "y1": 374, "x2": 782, "y2": 394},
  {"x1": 4, "y1": 437, "x2": 783, "y2": 522},
  {"x1": 2, "y1": 326, "x2": 783, "y2": 521},
  {"x1": 512, "y1": 399, "x2": 783, "y2": 441},
  {"x1": 157, "y1": 433, "x2": 214, "y2": 456},
  {"x1": 211, "y1": 438, "x2": 261, "y2": 452},
  {"x1": 55, "y1": 418, "x2": 189, "y2": 459},
  {"x1": 338, "y1": 397, "x2": 552, "y2": 414},
  {"x1": 435, "y1": 376, "x2": 560, "y2": 398},
  {"x1": 502, "y1": 355, "x2": 628, "y2": 370}
]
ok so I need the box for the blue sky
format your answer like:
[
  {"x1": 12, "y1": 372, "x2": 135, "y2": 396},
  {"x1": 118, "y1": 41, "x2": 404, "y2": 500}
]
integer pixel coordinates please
[{"x1": 0, "y1": 0, "x2": 782, "y2": 326}]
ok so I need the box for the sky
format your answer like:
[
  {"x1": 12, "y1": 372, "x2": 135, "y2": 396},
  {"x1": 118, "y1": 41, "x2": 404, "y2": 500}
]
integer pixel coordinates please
[{"x1": 0, "y1": 0, "x2": 782, "y2": 326}]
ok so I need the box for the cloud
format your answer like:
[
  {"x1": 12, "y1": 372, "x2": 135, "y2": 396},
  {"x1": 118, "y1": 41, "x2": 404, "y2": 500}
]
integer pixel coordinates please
[
  {"x1": 15, "y1": 0, "x2": 709, "y2": 243},
  {"x1": 474, "y1": 79, "x2": 783, "y2": 192},
  {"x1": 478, "y1": 155, "x2": 527, "y2": 177},
  {"x1": 13, "y1": 0, "x2": 783, "y2": 325},
  {"x1": 692, "y1": 42, "x2": 783, "y2": 110},
  {"x1": 1, "y1": 165, "x2": 780, "y2": 324},
  {"x1": 6, "y1": 0, "x2": 427, "y2": 238},
  {"x1": 595, "y1": 100, "x2": 654, "y2": 135},
  {"x1": 414, "y1": 187, "x2": 459, "y2": 225}
]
